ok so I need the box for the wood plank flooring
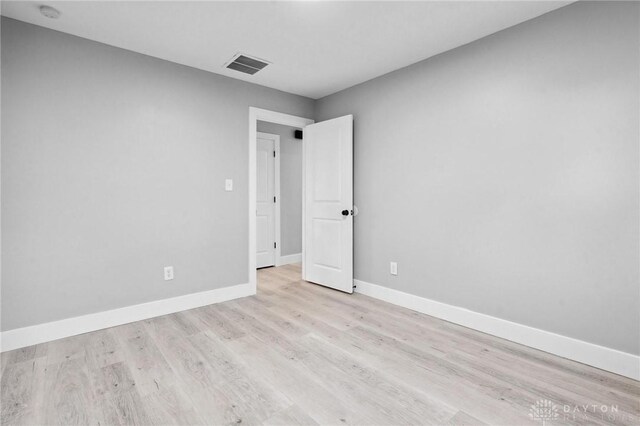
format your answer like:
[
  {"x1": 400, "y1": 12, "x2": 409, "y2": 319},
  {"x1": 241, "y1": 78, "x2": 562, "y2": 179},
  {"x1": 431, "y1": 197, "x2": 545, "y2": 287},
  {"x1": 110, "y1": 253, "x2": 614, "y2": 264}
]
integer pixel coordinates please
[{"x1": 2, "y1": 264, "x2": 639, "y2": 425}]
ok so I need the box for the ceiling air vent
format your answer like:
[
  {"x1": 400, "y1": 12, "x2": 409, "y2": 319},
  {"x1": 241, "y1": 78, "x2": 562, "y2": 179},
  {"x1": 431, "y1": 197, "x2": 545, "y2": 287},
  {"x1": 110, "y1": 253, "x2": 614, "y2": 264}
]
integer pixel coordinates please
[{"x1": 224, "y1": 53, "x2": 270, "y2": 75}]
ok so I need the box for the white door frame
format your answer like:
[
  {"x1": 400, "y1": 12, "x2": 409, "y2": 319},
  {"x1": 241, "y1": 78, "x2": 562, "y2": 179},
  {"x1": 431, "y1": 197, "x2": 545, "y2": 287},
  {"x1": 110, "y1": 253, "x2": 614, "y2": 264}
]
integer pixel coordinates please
[
  {"x1": 249, "y1": 107, "x2": 314, "y2": 294},
  {"x1": 256, "y1": 131, "x2": 281, "y2": 267}
]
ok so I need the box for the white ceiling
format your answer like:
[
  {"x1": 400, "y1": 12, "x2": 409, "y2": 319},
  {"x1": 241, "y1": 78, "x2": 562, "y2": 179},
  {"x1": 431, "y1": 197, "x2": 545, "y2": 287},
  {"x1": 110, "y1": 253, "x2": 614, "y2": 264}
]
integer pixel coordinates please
[{"x1": 1, "y1": 1, "x2": 571, "y2": 99}]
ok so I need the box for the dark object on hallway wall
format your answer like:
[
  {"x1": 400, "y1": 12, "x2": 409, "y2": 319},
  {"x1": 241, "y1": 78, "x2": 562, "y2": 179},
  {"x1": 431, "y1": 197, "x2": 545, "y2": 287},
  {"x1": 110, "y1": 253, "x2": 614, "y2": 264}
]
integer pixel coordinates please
[{"x1": 294, "y1": 129, "x2": 303, "y2": 139}]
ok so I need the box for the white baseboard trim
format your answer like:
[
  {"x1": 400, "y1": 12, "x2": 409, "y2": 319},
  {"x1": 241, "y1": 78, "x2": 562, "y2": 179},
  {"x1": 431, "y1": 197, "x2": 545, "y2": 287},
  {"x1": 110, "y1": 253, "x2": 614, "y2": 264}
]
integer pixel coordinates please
[
  {"x1": 354, "y1": 279, "x2": 640, "y2": 380},
  {"x1": 0, "y1": 283, "x2": 254, "y2": 353},
  {"x1": 277, "y1": 253, "x2": 302, "y2": 266}
]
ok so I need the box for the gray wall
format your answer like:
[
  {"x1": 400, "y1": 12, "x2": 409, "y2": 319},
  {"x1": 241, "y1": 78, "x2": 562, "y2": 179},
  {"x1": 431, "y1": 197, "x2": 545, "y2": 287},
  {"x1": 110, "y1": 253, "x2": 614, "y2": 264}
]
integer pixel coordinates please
[
  {"x1": 1, "y1": 18, "x2": 314, "y2": 331},
  {"x1": 3, "y1": 1, "x2": 639, "y2": 356},
  {"x1": 316, "y1": 1, "x2": 640, "y2": 355},
  {"x1": 257, "y1": 121, "x2": 303, "y2": 257}
]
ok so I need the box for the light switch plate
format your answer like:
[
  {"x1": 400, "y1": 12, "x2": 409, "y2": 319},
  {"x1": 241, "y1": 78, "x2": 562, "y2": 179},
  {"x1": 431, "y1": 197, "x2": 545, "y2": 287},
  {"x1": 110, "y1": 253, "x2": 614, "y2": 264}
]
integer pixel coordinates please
[
  {"x1": 225, "y1": 179, "x2": 233, "y2": 191},
  {"x1": 390, "y1": 262, "x2": 398, "y2": 276}
]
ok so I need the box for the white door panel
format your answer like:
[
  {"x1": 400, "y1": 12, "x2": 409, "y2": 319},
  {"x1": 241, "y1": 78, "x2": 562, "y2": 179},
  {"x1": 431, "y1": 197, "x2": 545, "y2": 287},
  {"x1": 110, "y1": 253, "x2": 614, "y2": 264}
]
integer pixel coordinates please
[
  {"x1": 256, "y1": 135, "x2": 275, "y2": 268},
  {"x1": 303, "y1": 115, "x2": 353, "y2": 293}
]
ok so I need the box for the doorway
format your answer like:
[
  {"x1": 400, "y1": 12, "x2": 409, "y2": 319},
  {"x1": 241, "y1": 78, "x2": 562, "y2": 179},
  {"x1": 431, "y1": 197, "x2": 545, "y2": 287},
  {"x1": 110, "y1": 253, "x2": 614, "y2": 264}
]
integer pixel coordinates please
[
  {"x1": 249, "y1": 108, "x2": 354, "y2": 295},
  {"x1": 248, "y1": 108, "x2": 314, "y2": 294}
]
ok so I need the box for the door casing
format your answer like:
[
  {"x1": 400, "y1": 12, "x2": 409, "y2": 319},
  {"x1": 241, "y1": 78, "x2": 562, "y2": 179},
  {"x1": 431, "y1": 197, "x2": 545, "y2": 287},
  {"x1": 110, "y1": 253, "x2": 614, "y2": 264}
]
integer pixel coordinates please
[{"x1": 248, "y1": 107, "x2": 314, "y2": 294}]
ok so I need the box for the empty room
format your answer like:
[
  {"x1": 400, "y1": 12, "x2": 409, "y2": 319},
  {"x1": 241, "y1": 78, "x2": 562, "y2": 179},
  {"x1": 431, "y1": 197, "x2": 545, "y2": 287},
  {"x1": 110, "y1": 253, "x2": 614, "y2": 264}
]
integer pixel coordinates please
[{"x1": 1, "y1": 1, "x2": 639, "y2": 425}]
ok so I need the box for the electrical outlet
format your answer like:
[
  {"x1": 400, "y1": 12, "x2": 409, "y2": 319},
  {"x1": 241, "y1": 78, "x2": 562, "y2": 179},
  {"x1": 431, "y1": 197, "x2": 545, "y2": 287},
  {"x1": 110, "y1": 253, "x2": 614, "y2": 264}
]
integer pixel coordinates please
[
  {"x1": 225, "y1": 179, "x2": 233, "y2": 191},
  {"x1": 164, "y1": 266, "x2": 174, "y2": 281},
  {"x1": 390, "y1": 262, "x2": 398, "y2": 276}
]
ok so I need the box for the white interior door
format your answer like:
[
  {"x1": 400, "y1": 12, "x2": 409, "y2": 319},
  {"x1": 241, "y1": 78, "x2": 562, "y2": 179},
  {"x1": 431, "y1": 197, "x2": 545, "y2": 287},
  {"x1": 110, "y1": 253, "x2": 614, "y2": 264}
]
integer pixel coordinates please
[
  {"x1": 256, "y1": 134, "x2": 276, "y2": 268},
  {"x1": 303, "y1": 115, "x2": 353, "y2": 293}
]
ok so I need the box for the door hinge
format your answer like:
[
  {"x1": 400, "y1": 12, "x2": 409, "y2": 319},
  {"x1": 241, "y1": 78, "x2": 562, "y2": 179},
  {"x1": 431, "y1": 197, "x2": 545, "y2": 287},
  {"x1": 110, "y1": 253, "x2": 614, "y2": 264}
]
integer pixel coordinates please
[
  {"x1": 274, "y1": 196, "x2": 276, "y2": 203},
  {"x1": 274, "y1": 242, "x2": 277, "y2": 248},
  {"x1": 273, "y1": 151, "x2": 276, "y2": 158}
]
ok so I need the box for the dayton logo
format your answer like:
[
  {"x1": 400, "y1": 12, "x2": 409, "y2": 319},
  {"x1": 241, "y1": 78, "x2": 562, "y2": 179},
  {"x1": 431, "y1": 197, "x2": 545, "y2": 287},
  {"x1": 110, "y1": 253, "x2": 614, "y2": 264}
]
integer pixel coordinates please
[{"x1": 529, "y1": 399, "x2": 559, "y2": 425}]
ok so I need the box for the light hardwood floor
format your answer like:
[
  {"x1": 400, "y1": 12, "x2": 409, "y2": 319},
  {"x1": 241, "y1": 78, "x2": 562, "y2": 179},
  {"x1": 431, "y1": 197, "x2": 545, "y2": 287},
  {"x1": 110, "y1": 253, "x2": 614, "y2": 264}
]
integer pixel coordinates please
[{"x1": 2, "y1": 264, "x2": 639, "y2": 425}]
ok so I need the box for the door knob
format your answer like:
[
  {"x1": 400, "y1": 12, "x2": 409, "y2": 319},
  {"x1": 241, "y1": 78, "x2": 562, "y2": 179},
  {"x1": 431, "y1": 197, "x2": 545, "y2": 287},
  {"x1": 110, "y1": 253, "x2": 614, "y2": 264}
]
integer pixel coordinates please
[{"x1": 341, "y1": 210, "x2": 349, "y2": 216}]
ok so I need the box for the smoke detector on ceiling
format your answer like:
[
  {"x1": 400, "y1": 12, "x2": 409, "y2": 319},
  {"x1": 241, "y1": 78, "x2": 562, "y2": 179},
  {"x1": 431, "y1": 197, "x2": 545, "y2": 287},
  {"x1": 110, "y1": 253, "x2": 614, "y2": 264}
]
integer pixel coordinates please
[
  {"x1": 224, "y1": 53, "x2": 270, "y2": 75},
  {"x1": 39, "y1": 5, "x2": 61, "y2": 19}
]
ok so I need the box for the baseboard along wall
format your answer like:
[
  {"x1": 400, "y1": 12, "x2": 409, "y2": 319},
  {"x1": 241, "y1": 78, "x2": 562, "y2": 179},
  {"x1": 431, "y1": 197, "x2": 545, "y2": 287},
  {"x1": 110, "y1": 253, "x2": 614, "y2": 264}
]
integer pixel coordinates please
[
  {"x1": 0, "y1": 283, "x2": 253, "y2": 353},
  {"x1": 277, "y1": 253, "x2": 302, "y2": 266},
  {"x1": 354, "y1": 279, "x2": 640, "y2": 381},
  {"x1": 3, "y1": 276, "x2": 637, "y2": 381}
]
